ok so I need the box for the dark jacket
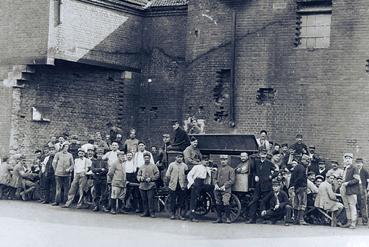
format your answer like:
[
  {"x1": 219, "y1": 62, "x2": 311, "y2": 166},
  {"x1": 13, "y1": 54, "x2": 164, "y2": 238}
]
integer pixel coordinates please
[
  {"x1": 261, "y1": 190, "x2": 290, "y2": 211},
  {"x1": 91, "y1": 158, "x2": 108, "y2": 180},
  {"x1": 215, "y1": 165, "x2": 235, "y2": 193},
  {"x1": 172, "y1": 127, "x2": 190, "y2": 151},
  {"x1": 253, "y1": 159, "x2": 277, "y2": 192},
  {"x1": 290, "y1": 163, "x2": 307, "y2": 189},
  {"x1": 45, "y1": 155, "x2": 55, "y2": 177},
  {"x1": 344, "y1": 165, "x2": 360, "y2": 195}
]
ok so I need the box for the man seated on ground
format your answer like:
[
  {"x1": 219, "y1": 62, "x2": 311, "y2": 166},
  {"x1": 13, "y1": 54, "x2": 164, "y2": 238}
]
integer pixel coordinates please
[
  {"x1": 213, "y1": 155, "x2": 235, "y2": 224},
  {"x1": 261, "y1": 180, "x2": 292, "y2": 226},
  {"x1": 314, "y1": 174, "x2": 344, "y2": 227}
]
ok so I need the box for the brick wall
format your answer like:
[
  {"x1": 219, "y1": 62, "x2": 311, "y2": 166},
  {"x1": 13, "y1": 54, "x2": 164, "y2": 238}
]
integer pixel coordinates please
[
  {"x1": 0, "y1": 0, "x2": 50, "y2": 65},
  {"x1": 49, "y1": 0, "x2": 143, "y2": 70},
  {"x1": 0, "y1": 66, "x2": 12, "y2": 156},
  {"x1": 14, "y1": 60, "x2": 138, "y2": 154},
  {"x1": 137, "y1": 11, "x2": 187, "y2": 148},
  {"x1": 184, "y1": 0, "x2": 369, "y2": 161}
]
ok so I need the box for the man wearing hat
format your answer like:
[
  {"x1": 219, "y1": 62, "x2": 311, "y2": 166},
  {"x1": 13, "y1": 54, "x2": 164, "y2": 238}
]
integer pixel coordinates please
[
  {"x1": 68, "y1": 135, "x2": 81, "y2": 159},
  {"x1": 107, "y1": 151, "x2": 127, "y2": 214},
  {"x1": 246, "y1": 148, "x2": 277, "y2": 224},
  {"x1": 355, "y1": 158, "x2": 369, "y2": 226},
  {"x1": 261, "y1": 180, "x2": 292, "y2": 226},
  {"x1": 63, "y1": 148, "x2": 91, "y2": 209},
  {"x1": 183, "y1": 137, "x2": 202, "y2": 171},
  {"x1": 165, "y1": 153, "x2": 188, "y2": 220},
  {"x1": 280, "y1": 144, "x2": 290, "y2": 169},
  {"x1": 290, "y1": 154, "x2": 310, "y2": 225},
  {"x1": 340, "y1": 153, "x2": 360, "y2": 229},
  {"x1": 213, "y1": 155, "x2": 235, "y2": 224},
  {"x1": 40, "y1": 146, "x2": 56, "y2": 204},
  {"x1": 91, "y1": 148, "x2": 109, "y2": 212},
  {"x1": 52, "y1": 142, "x2": 74, "y2": 206},
  {"x1": 169, "y1": 120, "x2": 191, "y2": 151},
  {"x1": 137, "y1": 152, "x2": 160, "y2": 217},
  {"x1": 290, "y1": 134, "x2": 309, "y2": 157},
  {"x1": 315, "y1": 174, "x2": 344, "y2": 227}
]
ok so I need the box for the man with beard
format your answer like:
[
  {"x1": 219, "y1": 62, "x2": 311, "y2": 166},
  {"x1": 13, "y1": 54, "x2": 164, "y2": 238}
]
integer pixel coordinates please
[
  {"x1": 290, "y1": 154, "x2": 310, "y2": 225},
  {"x1": 183, "y1": 137, "x2": 202, "y2": 171}
]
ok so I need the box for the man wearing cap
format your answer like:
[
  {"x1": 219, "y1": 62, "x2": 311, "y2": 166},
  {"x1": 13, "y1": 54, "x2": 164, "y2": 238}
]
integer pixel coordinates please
[
  {"x1": 289, "y1": 154, "x2": 310, "y2": 225},
  {"x1": 183, "y1": 137, "x2": 202, "y2": 171},
  {"x1": 290, "y1": 134, "x2": 309, "y2": 157},
  {"x1": 40, "y1": 146, "x2": 56, "y2": 204},
  {"x1": 256, "y1": 130, "x2": 271, "y2": 151},
  {"x1": 280, "y1": 144, "x2": 290, "y2": 170},
  {"x1": 107, "y1": 151, "x2": 127, "y2": 214},
  {"x1": 169, "y1": 121, "x2": 191, "y2": 151},
  {"x1": 261, "y1": 180, "x2": 292, "y2": 226},
  {"x1": 165, "y1": 153, "x2": 188, "y2": 220},
  {"x1": 213, "y1": 155, "x2": 235, "y2": 224},
  {"x1": 247, "y1": 148, "x2": 277, "y2": 224},
  {"x1": 52, "y1": 142, "x2": 74, "y2": 206},
  {"x1": 68, "y1": 135, "x2": 81, "y2": 159},
  {"x1": 355, "y1": 158, "x2": 369, "y2": 226},
  {"x1": 91, "y1": 148, "x2": 109, "y2": 212},
  {"x1": 158, "y1": 134, "x2": 171, "y2": 169},
  {"x1": 63, "y1": 148, "x2": 91, "y2": 209},
  {"x1": 326, "y1": 161, "x2": 344, "y2": 180},
  {"x1": 315, "y1": 174, "x2": 344, "y2": 227},
  {"x1": 187, "y1": 159, "x2": 211, "y2": 222},
  {"x1": 134, "y1": 142, "x2": 155, "y2": 169},
  {"x1": 124, "y1": 128, "x2": 139, "y2": 154},
  {"x1": 137, "y1": 152, "x2": 160, "y2": 217},
  {"x1": 340, "y1": 153, "x2": 360, "y2": 229}
]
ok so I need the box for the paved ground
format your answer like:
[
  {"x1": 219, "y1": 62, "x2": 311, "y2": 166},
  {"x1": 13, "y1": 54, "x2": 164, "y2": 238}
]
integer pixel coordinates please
[{"x1": 1, "y1": 200, "x2": 369, "y2": 247}]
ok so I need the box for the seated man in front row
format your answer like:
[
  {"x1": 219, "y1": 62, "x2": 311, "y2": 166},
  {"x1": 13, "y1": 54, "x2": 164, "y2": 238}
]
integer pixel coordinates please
[
  {"x1": 314, "y1": 174, "x2": 344, "y2": 227},
  {"x1": 260, "y1": 180, "x2": 292, "y2": 226}
]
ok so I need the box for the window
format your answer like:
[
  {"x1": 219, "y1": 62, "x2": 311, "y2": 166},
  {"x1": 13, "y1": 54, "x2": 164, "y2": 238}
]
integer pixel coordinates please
[{"x1": 295, "y1": 3, "x2": 332, "y2": 49}]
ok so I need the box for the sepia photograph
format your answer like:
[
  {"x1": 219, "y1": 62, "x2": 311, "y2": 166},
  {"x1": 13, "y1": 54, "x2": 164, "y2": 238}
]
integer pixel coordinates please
[{"x1": 0, "y1": 0, "x2": 369, "y2": 246}]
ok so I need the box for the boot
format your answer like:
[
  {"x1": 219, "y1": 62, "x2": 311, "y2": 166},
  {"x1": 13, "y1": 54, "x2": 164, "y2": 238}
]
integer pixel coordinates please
[
  {"x1": 213, "y1": 205, "x2": 223, "y2": 223},
  {"x1": 349, "y1": 220, "x2": 356, "y2": 229},
  {"x1": 190, "y1": 211, "x2": 199, "y2": 222},
  {"x1": 93, "y1": 199, "x2": 99, "y2": 212},
  {"x1": 341, "y1": 219, "x2": 351, "y2": 228},
  {"x1": 225, "y1": 206, "x2": 231, "y2": 224},
  {"x1": 299, "y1": 210, "x2": 309, "y2": 225},
  {"x1": 293, "y1": 209, "x2": 299, "y2": 225},
  {"x1": 110, "y1": 199, "x2": 117, "y2": 215}
]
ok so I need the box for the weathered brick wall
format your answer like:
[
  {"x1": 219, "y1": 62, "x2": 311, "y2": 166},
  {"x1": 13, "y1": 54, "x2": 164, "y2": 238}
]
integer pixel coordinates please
[
  {"x1": 137, "y1": 11, "x2": 187, "y2": 148},
  {"x1": 184, "y1": 0, "x2": 369, "y2": 161},
  {"x1": 0, "y1": 66, "x2": 12, "y2": 156},
  {"x1": 15, "y1": 60, "x2": 138, "y2": 154},
  {"x1": 0, "y1": 0, "x2": 50, "y2": 65},
  {"x1": 49, "y1": 0, "x2": 143, "y2": 70}
]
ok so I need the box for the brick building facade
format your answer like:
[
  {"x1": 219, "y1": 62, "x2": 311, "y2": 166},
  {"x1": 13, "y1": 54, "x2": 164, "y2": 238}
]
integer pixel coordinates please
[{"x1": 0, "y1": 0, "x2": 368, "y2": 162}]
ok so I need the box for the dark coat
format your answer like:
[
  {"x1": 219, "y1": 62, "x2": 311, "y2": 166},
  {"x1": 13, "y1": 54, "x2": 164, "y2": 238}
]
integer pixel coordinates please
[
  {"x1": 261, "y1": 190, "x2": 290, "y2": 211},
  {"x1": 91, "y1": 158, "x2": 108, "y2": 180},
  {"x1": 344, "y1": 165, "x2": 360, "y2": 195},
  {"x1": 172, "y1": 128, "x2": 190, "y2": 151},
  {"x1": 290, "y1": 163, "x2": 307, "y2": 189},
  {"x1": 253, "y1": 159, "x2": 277, "y2": 193}
]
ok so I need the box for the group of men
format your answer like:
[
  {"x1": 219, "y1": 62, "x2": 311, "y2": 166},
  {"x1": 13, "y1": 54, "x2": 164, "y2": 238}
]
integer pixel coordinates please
[{"x1": 0, "y1": 125, "x2": 368, "y2": 229}]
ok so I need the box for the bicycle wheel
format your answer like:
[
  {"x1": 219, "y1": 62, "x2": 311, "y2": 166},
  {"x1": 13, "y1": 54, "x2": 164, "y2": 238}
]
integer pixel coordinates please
[
  {"x1": 194, "y1": 191, "x2": 212, "y2": 216},
  {"x1": 229, "y1": 193, "x2": 242, "y2": 222}
]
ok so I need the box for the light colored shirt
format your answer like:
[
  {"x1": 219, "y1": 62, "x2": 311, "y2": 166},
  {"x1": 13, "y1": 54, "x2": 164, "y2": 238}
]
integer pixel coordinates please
[
  {"x1": 125, "y1": 159, "x2": 138, "y2": 173},
  {"x1": 74, "y1": 157, "x2": 91, "y2": 175},
  {"x1": 103, "y1": 151, "x2": 118, "y2": 168},
  {"x1": 187, "y1": 164, "x2": 209, "y2": 189},
  {"x1": 307, "y1": 179, "x2": 319, "y2": 194},
  {"x1": 166, "y1": 161, "x2": 188, "y2": 191},
  {"x1": 134, "y1": 151, "x2": 154, "y2": 168},
  {"x1": 326, "y1": 168, "x2": 344, "y2": 179}
]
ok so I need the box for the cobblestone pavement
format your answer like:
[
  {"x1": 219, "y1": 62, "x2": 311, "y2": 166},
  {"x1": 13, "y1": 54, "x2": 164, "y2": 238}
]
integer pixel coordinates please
[{"x1": 0, "y1": 200, "x2": 368, "y2": 247}]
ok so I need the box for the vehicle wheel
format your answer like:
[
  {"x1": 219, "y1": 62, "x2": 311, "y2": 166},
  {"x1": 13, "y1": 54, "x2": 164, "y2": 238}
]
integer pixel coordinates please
[
  {"x1": 164, "y1": 194, "x2": 172, "y2": 214},
  {"x1": 194, "y1": 191, "x2": 212, "y2": 216},
  {"x1": 229, "y1": 194, "x2": 241, "y2": 223}
]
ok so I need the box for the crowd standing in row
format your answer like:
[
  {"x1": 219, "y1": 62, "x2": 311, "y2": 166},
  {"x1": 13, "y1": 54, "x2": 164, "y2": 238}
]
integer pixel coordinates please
[{"x1": 0, "y1": 125, "x2": 367, "y2": 229}]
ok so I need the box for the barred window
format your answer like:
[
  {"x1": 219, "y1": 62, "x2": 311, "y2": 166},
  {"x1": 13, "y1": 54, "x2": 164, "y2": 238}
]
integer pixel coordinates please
[{"x1": 296, "y1": 4, "x2": 332, "y2": 49}]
